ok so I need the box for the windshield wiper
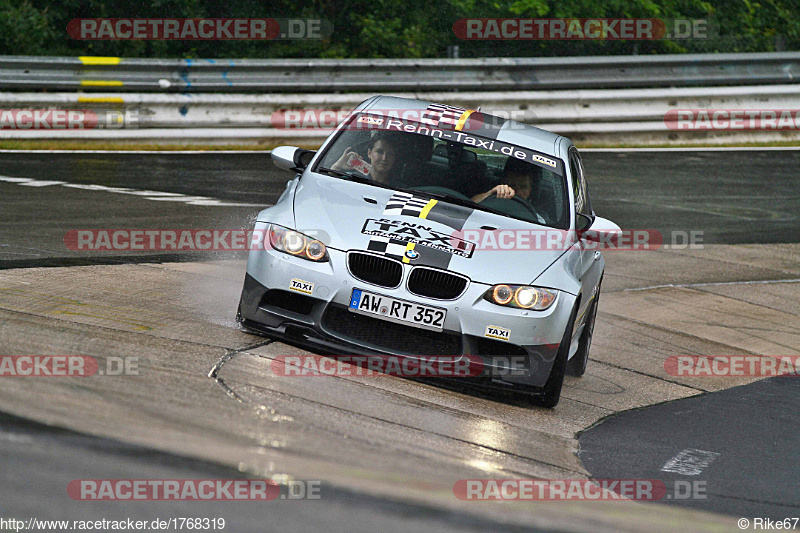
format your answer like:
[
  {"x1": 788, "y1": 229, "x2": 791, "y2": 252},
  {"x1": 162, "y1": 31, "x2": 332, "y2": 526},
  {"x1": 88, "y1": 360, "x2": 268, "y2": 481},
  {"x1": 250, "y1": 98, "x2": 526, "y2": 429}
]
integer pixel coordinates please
[{"x1": 316, "y1": 167, "x2": 372, "y2": 183}]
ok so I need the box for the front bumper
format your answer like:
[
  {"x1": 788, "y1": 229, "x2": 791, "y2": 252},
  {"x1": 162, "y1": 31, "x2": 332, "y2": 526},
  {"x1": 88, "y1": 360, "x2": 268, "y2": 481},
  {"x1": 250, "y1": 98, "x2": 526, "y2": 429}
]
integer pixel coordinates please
[{"x1": 240, "y1": 246, "x2": 576, "y2": 388}]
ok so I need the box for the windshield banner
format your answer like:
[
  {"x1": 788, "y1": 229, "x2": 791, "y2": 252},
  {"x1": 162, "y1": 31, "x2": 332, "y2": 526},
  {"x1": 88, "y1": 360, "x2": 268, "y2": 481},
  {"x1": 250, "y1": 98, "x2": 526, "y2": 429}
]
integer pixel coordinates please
[{"x1": 354, "y1": 112, "x2": 565, "y2": 175}]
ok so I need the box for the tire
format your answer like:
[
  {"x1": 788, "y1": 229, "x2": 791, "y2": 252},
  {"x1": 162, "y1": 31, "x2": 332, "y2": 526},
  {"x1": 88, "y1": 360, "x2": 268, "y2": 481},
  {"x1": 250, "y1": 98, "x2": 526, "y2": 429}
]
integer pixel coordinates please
[
  {"x1": 527, "y1": 304, "x2": 578, "y2": 408},
  {"x1": 567, "y1": 279, "x2": 602, "y2": 377},
  {"x1": 235, "y1": 297, "x2": 244, "y2": 326}
]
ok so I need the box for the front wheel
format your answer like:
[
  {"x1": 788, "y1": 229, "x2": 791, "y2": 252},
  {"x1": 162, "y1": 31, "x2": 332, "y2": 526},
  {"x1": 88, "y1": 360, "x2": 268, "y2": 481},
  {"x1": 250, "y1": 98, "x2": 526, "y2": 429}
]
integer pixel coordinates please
[
  {"x1": 526, "y1": 304, "x2": 578, "y2": 408},
  {"x1": 567, "y1": 280, "x2": 601, "y2": 377}
]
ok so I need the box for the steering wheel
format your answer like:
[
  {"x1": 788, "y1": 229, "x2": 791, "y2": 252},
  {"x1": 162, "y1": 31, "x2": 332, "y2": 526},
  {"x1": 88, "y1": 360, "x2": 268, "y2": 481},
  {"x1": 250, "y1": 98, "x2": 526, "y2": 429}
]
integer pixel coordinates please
[{"x1": 486, "y1": 192, "x2": 542, "y2": 221}]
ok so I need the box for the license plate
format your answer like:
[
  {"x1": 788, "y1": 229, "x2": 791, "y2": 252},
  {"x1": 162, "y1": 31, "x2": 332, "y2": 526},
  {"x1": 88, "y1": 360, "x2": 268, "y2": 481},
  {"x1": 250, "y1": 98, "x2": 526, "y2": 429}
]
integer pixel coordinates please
[{"x1": 348, "y1": 289, "x2": 446, "y2": 332}]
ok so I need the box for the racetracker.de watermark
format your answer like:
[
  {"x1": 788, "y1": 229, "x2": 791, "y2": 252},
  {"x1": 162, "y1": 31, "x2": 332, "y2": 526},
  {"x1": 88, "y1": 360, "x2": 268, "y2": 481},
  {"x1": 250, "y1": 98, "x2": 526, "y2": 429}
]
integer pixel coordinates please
[
  {"x1": 69, "y1": 480, "x2": 277, "y2": 500},
  {"x1": 453, "y1": 479, "x2": 708, "y2": 500},
  {"x1": 0, "y1": 355, "x2": 138, "y2": 377},
  {"x1": 452, "y1": 18, "x2": 713, "y2": 40},
  {"x1": 453, "y1": 479, "x2": 708, "y2": 501},
  {"x1": 665, "y1": 109, "x2": 800, "y2": 130},
  {"x1": 64, "y1": 229, "x2": 274, "y2": 251},
  {"x1": 67, "y1": 479, "x2": 321, "y2": 500},
  {"x1": 269, "y1": 108, "x2": 530, "y2": 131},
  {"x1": 67, "y1": 18, "x2": 332, "y2": 40},
  {"x1": 664, "y1": 355, "x2": 800, "y2": 377},
  {"x1": 63, "y1": 229, "x2": 704, "y2": 252},
  {"x1": 273, "y1": 354, "x2": 489, "y2": 378},
  {"x1": 453, "y1": 229, "x2": 668, "y2": 251},
  {"x1": 0, "y1": 109, "x2": 137, "y2": 130}
]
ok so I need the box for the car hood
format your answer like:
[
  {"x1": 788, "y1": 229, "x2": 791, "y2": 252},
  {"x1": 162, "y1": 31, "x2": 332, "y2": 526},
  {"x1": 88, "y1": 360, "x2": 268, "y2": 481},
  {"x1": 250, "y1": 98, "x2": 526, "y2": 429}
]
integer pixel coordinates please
[{"x1": 292, "y1": 174, "x2": 570, "y2": 285}]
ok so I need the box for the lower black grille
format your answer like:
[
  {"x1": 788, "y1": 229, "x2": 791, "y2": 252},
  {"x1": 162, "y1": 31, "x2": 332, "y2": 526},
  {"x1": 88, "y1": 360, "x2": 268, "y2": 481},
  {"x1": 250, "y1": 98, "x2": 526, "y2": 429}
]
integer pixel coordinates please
[
  {"x1": 408, "y1": 268, "x2": 468, "y2": 299},
  {"x1": 260, "y1": 290, "x2": 316, "y2": 315},
  {"x1": 348, "y1": 252, "x2": 402, "y2": 288},
  {"x1": 322, "y1": 306, "x2": 461, "y2": 355},
  {"x1": 470, "y1": 337, "x2": 529, "y2": 356}
]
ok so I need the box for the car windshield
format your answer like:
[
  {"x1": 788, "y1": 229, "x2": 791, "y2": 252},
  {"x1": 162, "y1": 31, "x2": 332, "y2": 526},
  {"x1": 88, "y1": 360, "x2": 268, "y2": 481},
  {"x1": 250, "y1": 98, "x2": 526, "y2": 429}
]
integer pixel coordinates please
[{"x1": 315, "y1": 113, "x2": 569, "y2": 229}]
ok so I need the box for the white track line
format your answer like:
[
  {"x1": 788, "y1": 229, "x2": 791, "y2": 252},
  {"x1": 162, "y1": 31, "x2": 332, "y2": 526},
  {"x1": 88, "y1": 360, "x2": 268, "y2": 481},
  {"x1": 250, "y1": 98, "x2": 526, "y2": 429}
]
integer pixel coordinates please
[
  {"x1": 0, "y1": 175, "x2": 266, "y2": 208},
  {"x1": 661, "y1": 448, "x2": 721, "y2": 476},
  {"x1": 624, "y1": 278, "x2": 800, "y2": 292}
]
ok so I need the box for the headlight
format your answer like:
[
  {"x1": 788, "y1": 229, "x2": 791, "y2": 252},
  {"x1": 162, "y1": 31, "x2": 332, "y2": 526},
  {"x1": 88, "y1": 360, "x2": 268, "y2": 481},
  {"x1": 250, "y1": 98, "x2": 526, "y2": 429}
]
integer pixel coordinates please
[
  {"x1": 305, "y1": 239, "x2": 327, "y2": 261},
  {"x1": 492, "y1": 285, "x2": 513, "y2": 305},
  {"x1": 267, "y1": 224, "x2": 329, "y2": 262},
  {"x1": 485, "y1": 284, "x2": 557, "y2": 310},
  {"x1": 283, "y1": 231, "x2": 306, "y2": 254}
]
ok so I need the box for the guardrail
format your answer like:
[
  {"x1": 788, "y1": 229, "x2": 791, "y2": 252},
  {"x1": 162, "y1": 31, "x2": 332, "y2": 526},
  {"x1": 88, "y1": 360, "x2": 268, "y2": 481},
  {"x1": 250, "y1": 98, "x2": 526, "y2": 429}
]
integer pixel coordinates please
[
  {"x1": 2, "y1": 84, "x2": 799, "y2": 146},
  {"x1": 1, "y1": 52, "x2": 799, "y2": 92}
]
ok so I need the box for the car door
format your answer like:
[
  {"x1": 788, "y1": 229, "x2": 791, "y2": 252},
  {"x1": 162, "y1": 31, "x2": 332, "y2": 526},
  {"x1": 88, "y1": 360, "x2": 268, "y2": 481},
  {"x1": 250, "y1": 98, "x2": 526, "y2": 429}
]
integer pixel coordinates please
[{"x1": 569, "y1": 147, "x2": 603, "y2": 335}]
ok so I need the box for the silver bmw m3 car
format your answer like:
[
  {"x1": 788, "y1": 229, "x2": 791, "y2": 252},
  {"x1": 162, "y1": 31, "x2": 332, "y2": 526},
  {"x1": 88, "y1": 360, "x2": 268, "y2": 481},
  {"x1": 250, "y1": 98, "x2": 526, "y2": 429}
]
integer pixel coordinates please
[{"x1": 238, "y1": 95, "x2": 620, "y2": 407}]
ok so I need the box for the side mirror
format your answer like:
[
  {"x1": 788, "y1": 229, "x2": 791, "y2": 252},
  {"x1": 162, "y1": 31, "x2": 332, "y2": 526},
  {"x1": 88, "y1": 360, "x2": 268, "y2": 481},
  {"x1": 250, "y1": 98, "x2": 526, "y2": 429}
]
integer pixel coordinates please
[
  {"x1": 579, "y1": 215, "x2": 622, "y2": 243},
  {"x1": 576, "y1": 213, "x2": 594, "y2": 231},
  {"x1": 271, "y1": 146, "x2": 316, "y2": 172}
]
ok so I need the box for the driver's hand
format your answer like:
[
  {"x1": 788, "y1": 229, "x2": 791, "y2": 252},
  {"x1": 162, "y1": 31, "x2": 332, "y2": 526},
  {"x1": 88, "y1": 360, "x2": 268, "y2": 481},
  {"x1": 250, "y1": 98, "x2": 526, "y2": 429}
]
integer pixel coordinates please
[
  {"x1": 331, "y1": 146, "x2": 356, "y2": 171},
  {"x1": 492, "y1": 184, "x2": 516, "y2": 199}
]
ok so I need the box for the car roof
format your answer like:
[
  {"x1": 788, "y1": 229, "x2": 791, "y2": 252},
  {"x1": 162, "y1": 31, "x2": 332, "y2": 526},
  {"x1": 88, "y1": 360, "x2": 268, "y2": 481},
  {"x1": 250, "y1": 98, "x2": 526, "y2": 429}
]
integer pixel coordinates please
[{"x1": 359, "y1": 95, "x2": 565, "y2": 157}]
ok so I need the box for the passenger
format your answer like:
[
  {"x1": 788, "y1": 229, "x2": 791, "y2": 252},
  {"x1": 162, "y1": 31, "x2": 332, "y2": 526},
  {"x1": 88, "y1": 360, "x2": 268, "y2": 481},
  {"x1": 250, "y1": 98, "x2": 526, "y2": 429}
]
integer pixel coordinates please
[{"x1": 330, "y1": 131, "x2": 401, "y2": 185}]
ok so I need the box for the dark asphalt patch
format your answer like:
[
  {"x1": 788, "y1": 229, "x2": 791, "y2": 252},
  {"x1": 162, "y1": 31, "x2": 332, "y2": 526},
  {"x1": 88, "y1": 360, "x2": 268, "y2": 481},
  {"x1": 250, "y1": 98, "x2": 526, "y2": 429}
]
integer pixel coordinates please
[{"x1": 578, "y1": 376, "x2": 800, "y2": 518}]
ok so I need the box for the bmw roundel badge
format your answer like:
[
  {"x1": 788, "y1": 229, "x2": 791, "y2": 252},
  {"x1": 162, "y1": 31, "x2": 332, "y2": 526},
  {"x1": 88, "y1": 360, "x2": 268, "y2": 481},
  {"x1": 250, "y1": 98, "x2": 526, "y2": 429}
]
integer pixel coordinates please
[{"x1": 404, "y1": 249, "x2": 419, "y2": 260}]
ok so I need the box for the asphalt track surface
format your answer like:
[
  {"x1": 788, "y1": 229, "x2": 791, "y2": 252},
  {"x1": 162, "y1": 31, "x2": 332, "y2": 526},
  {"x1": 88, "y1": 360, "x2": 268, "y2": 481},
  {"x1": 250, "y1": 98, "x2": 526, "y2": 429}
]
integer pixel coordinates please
[
  {"x1": 1, "y1": 150, "x2": 798, "y2": 267},
  {"x1": 0, "y1": 412, "x2": 536, "y2": 533},
  {"x1": 0, "y1": 150, "x2": 798, "y2": 531}
]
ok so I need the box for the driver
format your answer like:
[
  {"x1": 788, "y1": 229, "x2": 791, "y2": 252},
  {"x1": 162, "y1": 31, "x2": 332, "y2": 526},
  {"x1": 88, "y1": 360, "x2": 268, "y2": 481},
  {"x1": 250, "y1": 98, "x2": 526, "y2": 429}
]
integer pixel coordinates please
[
  {"x1": 330, "y1": 131, "x2": 401, "y2": 185},
  {"x1": 471, "y1": 157, "x2": 534, "y2": 203}
]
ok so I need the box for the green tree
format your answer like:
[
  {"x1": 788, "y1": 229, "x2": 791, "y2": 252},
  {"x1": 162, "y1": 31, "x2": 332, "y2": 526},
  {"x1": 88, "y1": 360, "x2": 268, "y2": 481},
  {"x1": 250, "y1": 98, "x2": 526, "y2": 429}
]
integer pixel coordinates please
[
  {"x1": 1, "y1": 0, "x2": 797, "y2": 58},
  {"x1": 0, "y1": 0, "x2": 55, "y2": 55}
]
